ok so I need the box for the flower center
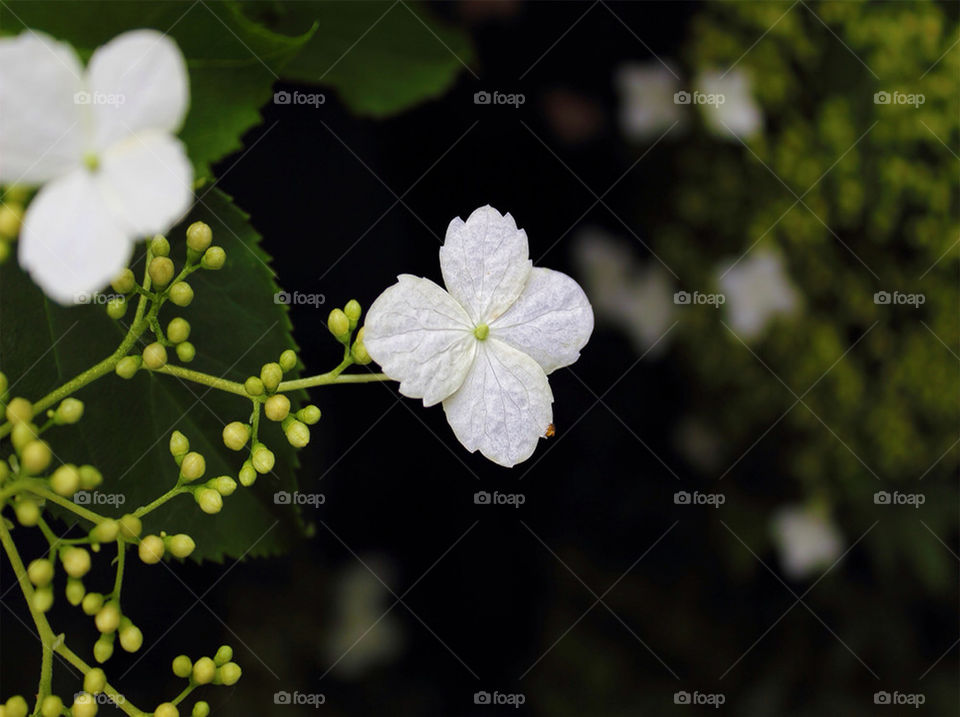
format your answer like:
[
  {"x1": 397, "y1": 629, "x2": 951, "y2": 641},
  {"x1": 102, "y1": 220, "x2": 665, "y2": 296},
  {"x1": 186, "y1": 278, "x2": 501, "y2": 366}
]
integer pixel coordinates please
[
  {"x1": 473, "y1": 323, "x2": 489, "y2": 340},
  {"x1": 83, "y1": 152, "x2": 100, "y2": 172}
]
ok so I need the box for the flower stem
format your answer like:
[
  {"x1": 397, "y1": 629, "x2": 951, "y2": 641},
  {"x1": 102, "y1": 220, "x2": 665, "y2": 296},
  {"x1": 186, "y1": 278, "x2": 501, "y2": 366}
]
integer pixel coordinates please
[
  {"x1": 54, "y1": 642, "x2": 146, "y2": 716},
  {"x1": 132, "y1": 486, "x2": 189, "y2": 518},
  {"x1": 151, "y1": 365, "x2": 248, "y2": 396}
]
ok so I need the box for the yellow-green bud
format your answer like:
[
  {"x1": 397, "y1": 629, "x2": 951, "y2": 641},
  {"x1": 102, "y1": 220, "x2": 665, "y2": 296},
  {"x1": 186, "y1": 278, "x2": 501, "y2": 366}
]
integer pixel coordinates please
[
  {"x1": 214, "y1": 645, "x2": 233, "y2": 666},
  {"x1": 115, "y1": 355, "x2": 141, "y2": 379},
  {"x1": 222, "y1": 422, "x2": 250, "y2": 451},
  {"x1": 344, "y1": 299, "x2": 362, "y2": 328},
  {"x1": 14, "y1": 499, "x2": 40, "y2": 526},
  {"x1": 180, "y1": 451, "x2": 206, "y2": 481},
  {"x1": 192, "y1": 656, "x2": 216, "y2": 685},
  {"x1": 21, "y1": 439, "x2": 52, "y2": 474},
  {"x1": 55, "y1": 397, "x2": 85, "y2": 424},
  {"x1": 106, "y1": 296, "x2": 127, "y2": 319},
  {"x1": 95, "y1": 600, "x2": 121, "y2": 633},
  {"x1": 11, "y1": 421, "x2": 38, "y2": 452},
  {"x1": 244, "y1": 376, "x2": 264, "y2": 396},
  {"x1": 66, "y1": 577, "x2": 86, "y2": 605},
  {"x1": 172, "y1": 654, "x2": 193, "y2": 678},
  {"x1": 195, "y1": 488, "x2": 223, "y2": 514},
  {"x1": 150, "y1": 234, "x2": 171, "y2": 257},
  {"x1": 260, "y1": 363, "x2": 282, "y2": 393},
  {"x1": 278, "y1": 349, "x2": 297, "y2": 372},
  {"x1": 175, "y1": 341, "x2": 196, "y2": 363},
  {"x1": 167, "y1": 317, "x2": 190, "y2": 344},
  {"x1": 41, "y1": 695, "x2": 64, "y2": 717},
  {"x1": 327, "y1": 308, "x2": 350, "y2": 341},
  {"x1": 166, "y1": 534, "x2": 196, "y2": 559},
  {"x1": 82, "y1": 592, "x2": 104, "y2": 616},
  {"x1": 192, "y1": 701, "x2": 210, "y2": 717},
  {"x1": 5, "y1": 396, "x2": 32, "y2": 424},
  {"x1": 238, "y1": 460, "x2": 257, "y2": 487},
  {"x1": 168, "y1": 281, "x2": 194, "y2": 307},
  {"x1": 218, "y1": 662, "x2": 242, "y2": 686},
  {"x1": 93, "y1": 633, "x2": 114, "y2": 663},
  {"x1": 142, "y1": 342, "x2": 168, "y2": 370},
  {"x1": 90, "y1": 519, "x2": 119, "y2": 544},
  {"x1": 28, "y1": 558, "x2": 54, "y2": 587},
  {"x1": 119, "y1": 621, "x2": 143, "y2": 652},
  {"x1": 62, "y1": 547, "x2": 91, "y2": 578},
  {"x1": 4, "y1": 695, "x2": 29, "y2": 717},
  {"x1": 118, "y1": 514, "x2": 142, "y2": 539},
  {"x1": 0, "y1": 203, "x2": 23, "y2": 238},
  {"x1": 111, "y1": 268, "x2": 136, "y2": 294},
  {"x1": 251, "y1": 445, "x2": 275, "y2": 474},
  {"x1": 50, "y1": 464, "x2": 81, "y2": 496},
  {"x1": 78, "y1": 465, "x2": 103, "y2": 490},
  {"x1": 138, "y1": 535, "x2": 165, "y2": 564},
  {"x1": 264, "y1": 394, "x2": 290, "y2": 422},
  {"x1": 169, "y1": 430, "x2": 190, "y2": 460},
  {"x1": 149, "y1": 256, "x2": 175, "y2": 287},
  {"x1": 72, "y1": 692, "x2": 99, "y2": 717},
  {"x1": 186, "y1": 221, "x2": 213, "y2": 252},
  {"x1": 155, "y1": 703, "x2": 179, "y2": 717},
  {"x1": 201, "y1": 246, "x2": 226, "y2": 270},
  {"x1": 284, "y1": 420, "x2": 310, "y2": 448},
  {"x1": 84, "y1": 667, "x2": 107, "y2": 694},
  {"x1": 351, "y1": 327, "x2": 371, "y2": 365},
  {"x1": 297, "y1": 405, "x2": 321, "y2": 425},
  {"x1": 213, "y1": 475, "x2": 237, "y2": 496},
  {"x1": 32, "y1": 585, "x2": 54, "y2": 612}
]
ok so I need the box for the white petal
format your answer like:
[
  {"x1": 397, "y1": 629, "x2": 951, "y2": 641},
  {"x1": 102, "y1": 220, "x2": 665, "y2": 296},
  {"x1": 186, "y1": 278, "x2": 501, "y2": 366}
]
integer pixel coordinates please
[
  {"x1": 97, "y1": 130, "x2": 193, "y2": 238},
  {"x1": 439, "y1": 205, "x2": 532, "y2": 325},
  {"x1": 86, "y1": 30, "x2": 189, "y2": 151},
  {"x1": 19, "y1": 169, "x2": 132, "y2": 305},
  {"x1": 442, "y1": 339, "x2": 553, "y2": 468},
  {"x1": 490, "y1": 267, "x2": 594, "y2": 374},
  {"x1": 0, "y1": 32, "x2": 86, "y2": 184},
  {"x1": 364, "y1": 275, "x2": 477, "y2": 406}
]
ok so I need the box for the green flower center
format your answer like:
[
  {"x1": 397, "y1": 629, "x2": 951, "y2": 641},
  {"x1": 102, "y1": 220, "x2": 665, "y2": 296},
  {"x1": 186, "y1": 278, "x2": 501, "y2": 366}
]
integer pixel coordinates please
[
  {"x1": 473, "y1": 323, "x2": 489, "y2": 340},
  {"x1": 83, "y1": 152, "x2": 100, "y2": 171}
]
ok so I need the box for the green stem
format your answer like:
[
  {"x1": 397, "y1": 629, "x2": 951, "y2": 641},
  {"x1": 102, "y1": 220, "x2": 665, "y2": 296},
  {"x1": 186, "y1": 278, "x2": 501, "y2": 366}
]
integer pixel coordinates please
[
  {"x1": 151, "y1": 365, "x2": 248, "y2": 396},
  {"x1": 170, "y1": 683, "x2": 196, "y2": 707},
  {"x1": 54, "y1": 642, "x2": 146, "y2": 716},
  {"x1": 277, "y1": 371, "x2": 392, "y2": 391},
  {"x1": 132, "y1": 486, "x2": 189, "y2": 519},
  {"x1": 25, "y1": 485, "x2": 106, "y2": 525},
  {"x1": 113, "y1": 539, "x2": 126, "y2": 602}
]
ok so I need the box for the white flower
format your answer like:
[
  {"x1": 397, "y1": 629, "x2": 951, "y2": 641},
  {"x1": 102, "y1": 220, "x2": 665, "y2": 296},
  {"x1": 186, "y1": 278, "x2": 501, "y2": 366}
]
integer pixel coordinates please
[
  {"x1": 364, "y1": 206, "x2": 594, "y2": 468},
  {"x1": 717, "y1": 249, "x2": 799, "y2": 340},
  {"x1": 771, "y1": 504, "x2": 843, "y2": 579},
  {"x1": 615, "y1": 62, "x2": 684, "y2": 141},
  {"x1": 0, "y1": 30, "x2": 192, "y2": 304},
  {"x1": 694, "y1": 69, "x2": 762, "y2": 140}
]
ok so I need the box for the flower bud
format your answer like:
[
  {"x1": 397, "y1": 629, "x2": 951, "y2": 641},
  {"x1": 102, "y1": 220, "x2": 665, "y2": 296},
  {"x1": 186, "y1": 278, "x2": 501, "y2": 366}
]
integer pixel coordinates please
[
  {"x1": 351, "y1": 328, "x2": 372, "y2": 365},
  {"x1": 186, "y1": 221, "x2": 213, "y2": 252},
  {"x1": 222, "y1": 422, "x2": 250, "y2": 451},
  {"x1": 62, "y1": 547, "x2": 91, "y2": 578},
  {"x1": 66, "y1": 577, "x2": 86, "y2": 606},
  {"x1": 14, "y1": 498, "x2": 40, "y2": 526},
  {"x1": 201, "y1": 246, "x2": 226, "y2": 270},
  {"x1": 4, "y1": 695, "x2": 28, "y2": 717},
  {"x1": 72, "y1": 692, "x2": 99, "y2": 717},
  {"x1": 40, "y1": 695, "x2": 63, "y2": 717},
  {"x1": 155, "y1": 703, "x2": 179, "y2": 717},
  {"x1": 214, "y1": 645, "x2": 233, "y2": 666},
  {"x1": 0, "y1": 203, "x2": 23, "y2": 237},
  {"x1": 78, "y1": 464, "x2": 103, "y2": 490},
  {"x1": 84, "y1": 667, "x2": 107, "y2": 694},
  {"x1": 238, "y1": 460, "x2": 257, "y2": 487},
  {"x1": 115, "y1": 355, "x2": 141, "y2": 379},
  {"x1": 138, "y1": 535, "x2": 165, "y2": 564},
  {"x1": 50, "y1": 464, "x2": 81, "y2": 496},
  {"x1": 118, "y1": 514, "x2": 142, "y2": 539},
  {"x1": 106, "y1": 296, "x2": 126, "y2": 320},
  {"x1": 119, "y1": 621, "x2": 143, "y2": 652},
  {"x1": 180, "y1": 451, "x2": 206, "y2": 482},
  {"x1": 344, "y1": 299, "x2": 362, "y2": 328},
  {"x1": 176, "y1": 341, "x2": 196, "y2": 363},
  {"x1": 264, "y1": 394, "x2": 290, "y2": 422},
  {"x1": 166, "y1": 534, "x2": 196, "y2": 559},
  {"x1": 89, "y1": 519, "x2": 119, "y2": 544},
  {"x1": 172, "y1": 654, "x2": 193, "y2": 678},
  {"x1": 192, "y1": 656, "x2": 216, "y2": 685},
  {"x1": 21, "y1": 439, "x2": 52, "y2": 474},
  {"x1": 195, "y1": 488, "x2": 223, "y2": 514},
  {"x1": 260, "y1": 363, "x2": 282, "y2": 393},
  {"x1": 284, "y1": 420, "x2": 310, "y2": 448},
  {"x1": 148, "y1": 256, "x2": 175, "y2": 287},
  {"x1": 111, "y1": 268, "x2": 136, "y2": 294},
  {"x1": 82, "y1": 592, "x2": 104, "y2": 616},
  {"x1": 297, "y1": 405, "x2": 321, "y2": 425},
  {"x1": 251, "y1": 444, "x2": 275, "y2": 474},
  {"x1": 5, "y1": 396, "x2": 32, "y2": 424},
  {"x1": 168, "y1": 281, "x2": 194, "y2": 307},
  {"x1": 55, "y1": 397, "x2": 85, "y2": 424},
  {"x1": 11, "y1": 421, "x2": 37, "y2": 452},
  {"x1": 95, "y1": 600, "x2": 121, "y2": 633},
  {"x1": 278, "y1": 349, "x2": 297, "y2": 372},
  {"x1": 244, "y1": 376, "x2": 264, "y2": 396},
  {"x1": 169, "y1": 430, "x2": 190, "y2": 461},
  {"x1": 32, "y1": 585, "x2": 54, "y2": 612},
  {"x1": 150, "y1": 234, "x2": 171, "y2": 257},
  {"x1": 142, "y1": 342, "x2": 168, "y2": 370},
  {"x1": 0, "y1": 371, "x2": 7, "y2": 396},
  {"x1": 28, "y1": 558, "x2": 54, "y2": 587},
  {"x1": 213, "y1": 475, "x2": 237, "y2": 496},
  {"x1": 218, "y1": 662, "x2": 242, "y2": 686},
  {"x1": 327, "y1": 308, "x2": 350, "y2": 341},
  {"x1": 192, "y1": 702, "x2": 210, "y2": 717},
  {"x1": 167, "y1": 317, "x2": 191, "y2": 344},
  {"x1": 93, "y1": 633, "x2": 114, "y2": 663}
]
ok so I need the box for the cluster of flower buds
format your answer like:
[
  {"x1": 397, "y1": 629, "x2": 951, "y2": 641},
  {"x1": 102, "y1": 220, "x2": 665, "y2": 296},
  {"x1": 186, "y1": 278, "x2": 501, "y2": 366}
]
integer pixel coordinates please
[
  {"x1": 168, "y1": 431, "x2": 236, "y2": 516},
  {"x1": 163, "y1": 645, "x2": 241, "y2": 716},
  {"x1": 0, "y1": 186, "x2": 25, "y2": 265},
  {"x1": 327, "y1": 299, "x2": 371, "y2": 365}
]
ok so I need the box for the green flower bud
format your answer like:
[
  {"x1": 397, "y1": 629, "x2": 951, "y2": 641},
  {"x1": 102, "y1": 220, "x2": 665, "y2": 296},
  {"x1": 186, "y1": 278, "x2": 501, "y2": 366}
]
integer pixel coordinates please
[
  {"x1": 251, "y1": 445, "x2": 275, "y2": 474},
  {"x1": 142, "y1": 342, "x2": 168, "y2": 370},
  {"x1": 150, "y1": 234, "x2": 171, "y2": 257},
  {"x1": 238, "y1": 460, "x2": 257, "y2": 487},
  {"x1": 95, "y1": 600, "x2": 121, "y2": 633},
  {"x1": 213, "y1": 475, "x2": 237, "y2": 497},
  {"x1": 0, "y1": 371, "x2": 7, "y2": 397},
  {"x1": 344, "y1": 299, "x2": 362, "y2": 328},
  {"x1": 32, "y1": 585, "x2": 54, "y2": 612},
  {"x1": 264, "y1": 394, "x2": 290, "y2": 422},
  {"x1": 214, "y1": 645, "x2": 233, "y2": 666},
  {"x1": 166, "y1": 534, "x2": 196, "y2": 559},
  {"x1": 222, "y1": 422, "x2": 250, "y2": 451},
  {"x1": 50, "y1": 464, "x2": 81, "y2": 496},
  {"x1": 4, "y1": 695, "x2": 29, "y2": 717},
  {"x1": 84, "y1": 667, "x2": 107, "y2": 694},
  {"x1": 119, "y1": 622, "x2": 143, "y2": 652},
  {"x1": 201, "y1": 246, "x2": 226, "y2": 270},
  {"x1": 0, "y1": 202, "x2": 22, "y2": 237},
  {"x1": 168, "y1": 281, "x2": 194, "y2": 307},
  {"x1": 66, "y1": 577, "x2": 86, "y2": 606},
  {"x1": 55, "y1": 397, "x2": 85, "y2": 424},
  {"x1": 351, "y1": 331, "x2": 371, "y2": 365},
  {"x1": 115, "y1": 355, "x2": 141, "y2": 379},
  {"x1": 27, "y1": 558, "x2": 54, "y2": 587},
  {"x1": 82, "y1": 592, "x2": 104, "y2": 616},
  {"x1": 169, "y1": 430, "x2": 189, "y2": 461},
  {"x1": 192, "y1": 702, "x2": 210, "y2": 717},
  {"x1": 11, "y1": 421, "x2": 38, "y2": 452},
  {"x1": 195, "y1": 488, "x2": 223, "y2": 515},
  {"x1": 284, "y1": 420, "x2": 310, "y2": 448},
  {"x1": 90, "y1": 519, "x2": 120, "y2": 544},
  {"x1": 244, "y1": 376, "x2": 264, "y2": 396},
  {"x1": 218, "y1": 661, "x2": 242, "y2": 686},
  {"x1": 118, "y1": 514, "x2": 142, "y2": 539},
  {"x1": 21, "y1": 439, "x2": 52, "y2": 474},
  {"x1": 327, "y1": 308, "x2": 350, "y2": 341},
  {"x1": 138, "y1": 535, "x2": 165, "y2": 564},
  {"x1": 40, "y1": 695, "x2": 64, "y2": 717},
  {"x1": 62, "y1": 547, "x2": 91, "y2": 578},
  {"x1": 278, "y1": 349, "x2": 297, "y2": 372},
  {"x1": 175, "y1": 341, "x2": 196, "y2": 363},
  {"x1": 186, "y1": 221, "x2": 213, "y2": 252},
  {"x1": 14, "y1": 498, "x2": 40, "y2": 526},
  {"x1": 155, "y1": 703, "x2": 179, "y2": 717},
  {"x1": 148, "y1": 256, "x2": 175, "y2": 287},
  {"x1": 180, "y1": 451, "x2": 205, "y2": 482},
  {"x1": 260, "y1": 363, "x2": 282, "y2": 393},
  {"x1": 111, "y1": 268, "x2": 136, "y2": 294},
  {"x1": 172, "y1": 654, "x2": 193, "y2": 678},
  {"x1": 192, "y1": 656, "x2": 216, "y2": 685},
  {"x1": 297, "y1": 405, "x2": 321, "y2": 425},
  {"x1": 5, "y1": 396, "x2": 33, "y2": 424},
  {"x1": 106, "y1": 296, "x2": 126, "y2": 320},
  {"x1": 78, "y1": 465, "x2": 103, "y2": 490},
  {"x1": 167, "y1": 317, "x2": 191, "y2": 344},
  {"x1": 93, "y1": 633, "x2": 114, "y2": 663},
  {"x1": 72, "y1": 692, "x2": 99, "y2": 717}
]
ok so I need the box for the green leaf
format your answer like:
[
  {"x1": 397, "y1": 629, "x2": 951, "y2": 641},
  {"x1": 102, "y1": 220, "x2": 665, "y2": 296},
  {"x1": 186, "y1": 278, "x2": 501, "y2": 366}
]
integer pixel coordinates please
[
  {"x1": 250, "y1": 0, "x2": 476, "y2": 116},
  {"x1": 0, "y1": 1, "x2": 315, "y2": 177},
  {"x1": 0, "y1": 189, "x2": 306, "y2": 562}
]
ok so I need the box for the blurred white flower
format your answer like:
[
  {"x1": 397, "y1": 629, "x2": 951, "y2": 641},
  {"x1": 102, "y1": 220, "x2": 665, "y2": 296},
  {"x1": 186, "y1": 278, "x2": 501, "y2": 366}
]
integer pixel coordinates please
[
  {"x1": 615, "y1": 62, "x2": 684, "y2": 140},
  {"x1": 574, "y1": 228, "x2": 674, "y2": 356},
  {"x1": 694, "y1": 69, "x2": 762, "y2": 140},
  {"x1": 0, "y1": 30, "x2": 192, "y2": 304},
  {"x1": 771, "y1": 504, "x2": 843, "y2": 579},
  {"x1": 364, "y1": 205, "x2": 594, "y2": 467},
  {"x1": 717, "y1": 250, "x2": 799, "y2": 340}
]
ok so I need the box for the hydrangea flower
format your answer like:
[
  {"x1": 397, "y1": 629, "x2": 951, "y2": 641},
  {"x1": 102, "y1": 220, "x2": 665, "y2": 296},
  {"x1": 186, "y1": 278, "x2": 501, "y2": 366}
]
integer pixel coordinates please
[
  {"x1": 717, "y1": 249, "x2": 800, "y2": 340},
  {"x1": 615, "y1": 62, "x2": 685, "y2": 141},
  {"x1": 364, "y1": 206, "x2": 594, "y2": 467},
  {"x1": 694, "y1": 69, "x2": 763, "y2": 140},
  {"x1": 0, "y1": 30, "x2": 192, "y2": 304},
  {"x1": 770, "y1": 504, "x2": 843, "y2": 579}
]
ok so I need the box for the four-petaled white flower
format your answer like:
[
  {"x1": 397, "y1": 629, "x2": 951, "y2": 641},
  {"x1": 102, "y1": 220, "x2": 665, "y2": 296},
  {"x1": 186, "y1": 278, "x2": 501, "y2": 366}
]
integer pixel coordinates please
[
  {"x1": 717, "y1": 249, "x2": 800, "y2": 340},
  {"x1": 364, "y1": 206, "x2": 594, "y2": 467},
  {"x1": 694, "y1": 69, "x2": 762, "y2": 140},
  {"x1": 0, "y1": 30, "x2": 193, "y2": 304}
]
